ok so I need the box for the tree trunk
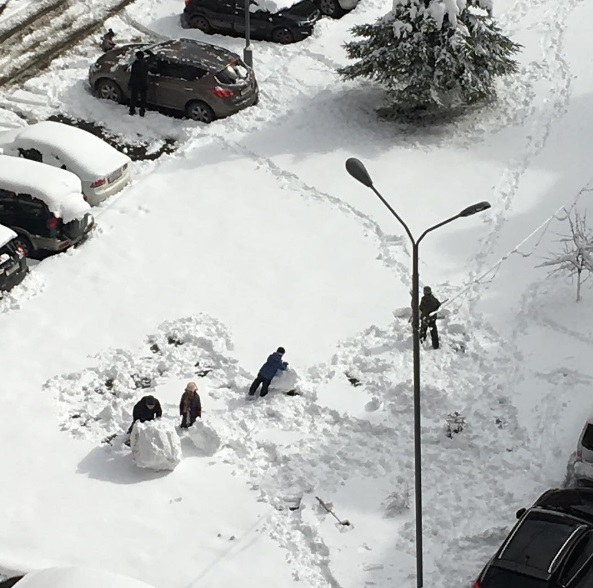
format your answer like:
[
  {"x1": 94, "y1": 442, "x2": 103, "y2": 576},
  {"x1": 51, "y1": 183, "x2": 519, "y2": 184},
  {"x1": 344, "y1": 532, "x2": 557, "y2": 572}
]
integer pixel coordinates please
[{"x1": 577, "y1": 269, "x2": 582, "y2": 302}]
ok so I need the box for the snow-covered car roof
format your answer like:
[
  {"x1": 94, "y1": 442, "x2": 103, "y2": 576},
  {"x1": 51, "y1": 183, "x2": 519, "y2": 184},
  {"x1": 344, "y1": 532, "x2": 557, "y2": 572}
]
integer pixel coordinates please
[
  {"x1": 0, "y1": 155, "x2": 90, "y2": 222},
  {"x1": 0, "y1": 223, "x2": 17, "y2": 249},
  {"x1": 16, "y1": 567, "x2": 157, "y2": 588},
  {"x1": 8, "y1": 121, "x2": 130, "y2": 179}
]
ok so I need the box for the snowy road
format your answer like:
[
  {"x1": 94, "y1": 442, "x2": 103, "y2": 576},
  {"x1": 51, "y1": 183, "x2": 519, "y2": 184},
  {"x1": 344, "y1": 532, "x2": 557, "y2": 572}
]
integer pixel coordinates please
[{"x1": 0, "y1": 0, "x2": 592, "y2": 586}]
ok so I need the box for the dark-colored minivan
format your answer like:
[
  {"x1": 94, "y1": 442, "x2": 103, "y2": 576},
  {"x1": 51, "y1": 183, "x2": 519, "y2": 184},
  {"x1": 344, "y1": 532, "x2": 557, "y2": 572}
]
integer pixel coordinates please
[
  {"x1": 89, "y1": 38, "x2": 258, "y2": 123},
  {"x1": 181, "y1": 0, "x2": 320, "y2": 44},
  {"x1": 0, "y1": 224, "x2": 27, "y2": 294},
  {"x1": 0, "y1": 156, "x2": 94, "y2": 258}
]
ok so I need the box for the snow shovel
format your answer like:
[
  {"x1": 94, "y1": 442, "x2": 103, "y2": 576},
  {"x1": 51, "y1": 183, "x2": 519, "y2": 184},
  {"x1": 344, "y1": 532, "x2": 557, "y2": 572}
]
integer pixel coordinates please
[{"x1": 315, "y1": 496, "x2": 350, "y2": 526}]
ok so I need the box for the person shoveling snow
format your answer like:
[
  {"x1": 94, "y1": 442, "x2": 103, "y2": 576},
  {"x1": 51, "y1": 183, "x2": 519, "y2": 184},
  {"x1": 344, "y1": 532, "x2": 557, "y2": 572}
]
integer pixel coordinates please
[{"x1": 130, "y1": 420, "x2": 182, "y2": 471}]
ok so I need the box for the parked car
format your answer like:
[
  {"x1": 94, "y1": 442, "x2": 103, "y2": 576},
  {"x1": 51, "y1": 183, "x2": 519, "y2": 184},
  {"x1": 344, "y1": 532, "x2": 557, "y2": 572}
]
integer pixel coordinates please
[
  {"x1": 0, "y1": 121, "x2": 131, "y2": 206},
  {"x1": 89, "y1": 38, "x2": 258, "y2": 123},
  {"x1": 0, "y1": 155, "x2": 94, "y2": 258},
  {"x1": 6, "y1": 567, "x2": 156, "y2": 588},
  {"x1": 181, "y1": 0, "x2": 320, "y2": 44},
  {"x1": 0, "y1": 224, "x2": 27, "y2": 294},
  {"x1": 473, "y1": 488, "x2": 593, "y2": 588},
  {"x1": 573, "y1": 418, "x2": 593, "y2": 486}
]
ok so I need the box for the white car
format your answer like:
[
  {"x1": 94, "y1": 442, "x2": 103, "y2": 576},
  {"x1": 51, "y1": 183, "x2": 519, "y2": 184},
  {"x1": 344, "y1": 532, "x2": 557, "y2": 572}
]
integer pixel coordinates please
[
  {"x1": 2, "y1": 566, "x2": 156, "y2": 588},
  {"x1": 0, "y1": 121, "x2": 131, "y2": 206},
  {"x1": 575, "y1": 417, "x2": 593, "y2": 486}
]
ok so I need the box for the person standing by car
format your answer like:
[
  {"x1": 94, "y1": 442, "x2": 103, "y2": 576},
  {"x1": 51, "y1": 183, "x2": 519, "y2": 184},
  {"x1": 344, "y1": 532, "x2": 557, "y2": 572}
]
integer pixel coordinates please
[
  {"x1": 179, "y1": 382, "x2": 202, "y2": 428},
  {"x1": 129, "y1": 51, "x2": 149, "y2": 117},
  {"x1": 100, "y1": 29, "x2": 116, "y2": 52},
  {"x1": 248, "y1": 347, "x2": 288, "y2": 398},
  {"x1": 419, "y1": 286, "x2": 441, "y2": 349}
]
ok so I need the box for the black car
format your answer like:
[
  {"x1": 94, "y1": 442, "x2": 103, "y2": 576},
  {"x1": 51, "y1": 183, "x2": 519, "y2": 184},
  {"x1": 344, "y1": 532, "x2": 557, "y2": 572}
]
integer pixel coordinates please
[
  {"x1": 0, "y1": 156, "x2": 94, "y2": 259},
  {"x1": 0, "y1": 225, "x2": 27, "y2": 294},
  {"x1": 181, "y1": 0, "x2": 320, "y2": 44},
  {"x1": 474, "y1": 488, "x2": 593, "y2": 588}
]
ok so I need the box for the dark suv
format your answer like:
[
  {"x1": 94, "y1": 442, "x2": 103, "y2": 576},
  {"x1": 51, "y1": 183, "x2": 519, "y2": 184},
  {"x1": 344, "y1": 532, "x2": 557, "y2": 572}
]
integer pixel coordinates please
[
  {"x1": 0, "y1": 157, "x2": 94, "y2": 258},
  {"x1": 474, "y1": 488, "x2": 593, "y2": 588},
  {"x1": 181, "y1": 0, "x2": 320, "y2": 44},
  {"x1": 0, "y1": 225, "x2": 27, "y2": 294},
  {"x1": 89, "y1": 38, "x2": 258, "y2": 123}
]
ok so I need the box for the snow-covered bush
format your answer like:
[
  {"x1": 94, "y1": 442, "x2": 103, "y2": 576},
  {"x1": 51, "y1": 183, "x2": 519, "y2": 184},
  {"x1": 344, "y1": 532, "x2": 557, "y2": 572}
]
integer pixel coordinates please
[
  {"x1": 338, "y1": 0, "x2": 521, "y2": 113},
  {"x1": 539, "y1": 209, "x2": 593, "y2": 302},
  {"x1": 131, "y1": 420, "x2": 182, "y2": 471}
]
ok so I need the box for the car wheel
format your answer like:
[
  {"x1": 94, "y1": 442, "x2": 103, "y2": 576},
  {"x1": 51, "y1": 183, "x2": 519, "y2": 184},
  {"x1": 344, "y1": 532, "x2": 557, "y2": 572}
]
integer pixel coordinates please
[
  {"x1": 13, "y1": 235, "x2": 33, "y2": 258},
  {"x1": 96, "y1": 78, "x2": 123, "y2": 103},
  {"x1": 185, "y1": 101, "x2": 215, "y2": 123},
  {"x1": 189, "y1": 15, "x2": 212, "y2": 33},
  {"x1": 271, "y1": 27, "x2": 294, "y2": 44},
  {"x1": 318, "y1": 0, "x2": 345, "y2": 17}
]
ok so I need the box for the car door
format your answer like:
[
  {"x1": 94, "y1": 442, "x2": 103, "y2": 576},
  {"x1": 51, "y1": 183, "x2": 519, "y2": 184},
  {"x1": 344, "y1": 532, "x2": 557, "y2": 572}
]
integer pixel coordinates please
[
  {"x1": 0, "y1": 190, "x2": 19, "y2": 230},
  {"x1": 150, "y1": 60, "x2": 205, "y2": 111},
  {"x1": 201, "y1": 0, "x2": 236, "y2": 31},
  {"x1": 15, "y1": 194, "x2": 49, "y2": 238}
]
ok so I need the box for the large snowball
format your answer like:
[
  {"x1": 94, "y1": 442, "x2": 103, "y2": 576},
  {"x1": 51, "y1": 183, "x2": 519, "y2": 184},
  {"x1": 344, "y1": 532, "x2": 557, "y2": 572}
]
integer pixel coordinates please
[
  {"x1": 130, "y1": 420, "x2": 181, "y2": 471},
  {"x1": 186, "y1": 419, "x2": 221, "y2": 456}
]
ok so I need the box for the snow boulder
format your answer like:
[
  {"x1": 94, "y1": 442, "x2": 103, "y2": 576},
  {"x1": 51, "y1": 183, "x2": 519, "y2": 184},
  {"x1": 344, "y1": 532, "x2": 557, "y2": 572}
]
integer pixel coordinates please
[
  {"x1": 15, "y1": 566, "x2": 156, "y2": 588},
  {"x1": 269, "y1": 367, "x2": 299, "y2": 394},
  {"x1": 130, "y1": 420, "x2": 181, "y2": 471},
  {"x1": 186, "y1": 419, "x2": 221, "y2": 456}
]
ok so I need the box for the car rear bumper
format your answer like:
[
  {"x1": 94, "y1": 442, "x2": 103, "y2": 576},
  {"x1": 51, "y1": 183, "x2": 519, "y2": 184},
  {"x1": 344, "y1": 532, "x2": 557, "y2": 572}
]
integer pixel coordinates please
[
  {"x1": 84, "y1": 168, "x2": 132, "y2": 206},
  {"x1": 0, "y1": 262, "x2": 27, "y2": 293},
  {"x1": 32, "y1": 216, "x2": 95, "y2": 253}
]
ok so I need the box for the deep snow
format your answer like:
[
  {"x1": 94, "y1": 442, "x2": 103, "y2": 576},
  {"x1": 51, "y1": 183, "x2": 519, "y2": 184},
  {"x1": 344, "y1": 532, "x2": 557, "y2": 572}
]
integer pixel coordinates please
[{"x1": 1, "y1": 0, "x2": 593, "y2": 586}]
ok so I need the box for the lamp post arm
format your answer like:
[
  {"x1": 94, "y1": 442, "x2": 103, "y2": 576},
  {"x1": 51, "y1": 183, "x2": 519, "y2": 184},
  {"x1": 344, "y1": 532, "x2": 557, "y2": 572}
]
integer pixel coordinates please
[
  {"x1": 416, "y1": 213, "x2": 461, "y2": 247},
  {"x1": 370, "y1": 185, "x2": 416, "y2": 246}
]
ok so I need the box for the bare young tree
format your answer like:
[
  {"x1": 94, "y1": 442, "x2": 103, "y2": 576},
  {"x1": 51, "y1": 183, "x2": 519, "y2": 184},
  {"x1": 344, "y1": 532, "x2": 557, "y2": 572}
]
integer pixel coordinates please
[{"x1": 539, "y1": 209, "x2": 593, "y2": 301}]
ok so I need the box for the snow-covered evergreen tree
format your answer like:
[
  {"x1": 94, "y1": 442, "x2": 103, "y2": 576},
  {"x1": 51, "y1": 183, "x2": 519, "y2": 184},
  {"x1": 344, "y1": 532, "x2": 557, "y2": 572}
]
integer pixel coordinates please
[{"x1": 338, "y1": 0, "x2": 521, "y2": 112}]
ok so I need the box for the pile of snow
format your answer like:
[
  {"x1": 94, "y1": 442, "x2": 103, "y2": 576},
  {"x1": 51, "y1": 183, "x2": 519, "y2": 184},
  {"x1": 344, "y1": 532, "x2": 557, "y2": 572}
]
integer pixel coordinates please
[
  {"x1": 0, "y1": 224, "x2": 17, "y2": 249},
  {"x1": 268, "y1": 367, "x2": 300, "y2": 394},
  {"x1": 0, "y1": 155, "x2": 89, "y2": 222},
  {"x1": 130, "y1": 420, "x2": 181, "y2": 471},
  {"x1": 185, "y1": 419, "x2": 221, "y2": 456},
  {"x1": 15, "y1": 566, "x2": 155, "y2": 588}
]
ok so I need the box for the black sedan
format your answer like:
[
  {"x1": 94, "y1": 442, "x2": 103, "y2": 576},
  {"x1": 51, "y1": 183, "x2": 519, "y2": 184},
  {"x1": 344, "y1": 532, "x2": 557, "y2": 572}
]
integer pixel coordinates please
[
  {"x1": 473, "y1": 488, "x2": 593, "y2": 588},
  {"x1": 181, "y1": 0, "x2": 320, "y2": 44}
]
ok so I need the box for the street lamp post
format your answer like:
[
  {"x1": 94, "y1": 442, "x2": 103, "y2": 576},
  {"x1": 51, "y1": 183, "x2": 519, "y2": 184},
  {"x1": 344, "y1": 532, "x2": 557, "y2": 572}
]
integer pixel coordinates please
[
  {"x1": 345, "y1": 157, "x2": 490, "y2": 588},
  {"x1": 243, "y1": 0, "x2": 253, "y2": 67}
]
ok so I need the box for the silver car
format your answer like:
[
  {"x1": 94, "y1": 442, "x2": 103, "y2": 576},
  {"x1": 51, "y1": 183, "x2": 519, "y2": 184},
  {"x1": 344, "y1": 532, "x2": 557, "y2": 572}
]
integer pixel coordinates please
[{"x1": 575, "y1": 418, "x2": 593, "y2": 485}]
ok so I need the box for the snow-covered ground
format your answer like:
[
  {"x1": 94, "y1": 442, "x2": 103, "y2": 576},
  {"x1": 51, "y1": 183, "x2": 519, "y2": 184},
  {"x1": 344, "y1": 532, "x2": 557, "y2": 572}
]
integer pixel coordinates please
[{"x1": 1, "y1": 0, "x2": 593, "y2": 586}]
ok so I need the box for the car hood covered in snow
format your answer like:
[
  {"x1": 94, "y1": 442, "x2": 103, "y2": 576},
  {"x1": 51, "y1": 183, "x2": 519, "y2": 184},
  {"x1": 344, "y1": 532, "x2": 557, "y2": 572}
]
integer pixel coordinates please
[{"x1": 16, "y1": 567, "x2": 156, "y2": 588}]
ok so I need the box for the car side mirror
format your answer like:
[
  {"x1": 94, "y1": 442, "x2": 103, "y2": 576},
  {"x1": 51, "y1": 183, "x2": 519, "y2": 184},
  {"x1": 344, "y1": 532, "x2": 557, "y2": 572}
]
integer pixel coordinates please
[{"x1": 516, "y1": 508, "x2": 526, "y2": 520}]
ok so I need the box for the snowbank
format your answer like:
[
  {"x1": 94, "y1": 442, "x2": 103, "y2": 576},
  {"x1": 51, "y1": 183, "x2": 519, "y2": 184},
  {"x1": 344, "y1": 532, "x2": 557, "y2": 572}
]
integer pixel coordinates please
[
  {"x1": 16, "y1": 567, "x2": 156, "y2": 588},
  {"x1": 130, "y1": 420, "x2": 181, "y2": 471},
  {"x1": 186, "y1": 419, "x2": 221, "y2": 456},
  {"x1": 0, "y1": 155, "x2": 89, "y2": 223}
]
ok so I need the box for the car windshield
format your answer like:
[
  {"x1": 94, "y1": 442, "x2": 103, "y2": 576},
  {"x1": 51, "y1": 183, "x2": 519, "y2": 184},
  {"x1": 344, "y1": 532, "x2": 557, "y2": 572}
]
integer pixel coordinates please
[
  {"x1": 500, "y1": 511, "x2": 582, "y2": 573},
  {"x1": 481, "y1": 566, "x2": 547, "y2": 588},
  {"x1": 216, "y1": 63, "x2": 249, "y2": 85}
]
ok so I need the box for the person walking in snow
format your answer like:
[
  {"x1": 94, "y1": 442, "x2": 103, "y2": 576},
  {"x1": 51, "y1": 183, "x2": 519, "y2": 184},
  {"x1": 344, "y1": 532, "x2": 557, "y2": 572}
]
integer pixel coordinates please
[
  {"x1": 127, "y1": 394, "x2": 162, "y2": 434},
  {"x1": 128, "y1": 50, "x2": 149, "y2": 117},
  {"x1": 419, "y1": 286, "x2": 441, "y2": 349},
  {"x1": 248, "y1": 347, "x2": 288, "y2": 398},
  {"x1": 179, "y1": 381, "x2": 202, "y2": 428}
]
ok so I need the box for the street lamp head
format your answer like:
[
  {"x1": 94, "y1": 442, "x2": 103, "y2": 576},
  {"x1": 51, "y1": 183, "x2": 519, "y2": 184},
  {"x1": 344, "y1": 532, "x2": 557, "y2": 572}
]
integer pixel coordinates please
[
  {"x1": 458, "y1": 201, "x2": 491, "y2": 217},
  {"x1": 345, "y1": 158, "x2": 373, "y2": 188}
]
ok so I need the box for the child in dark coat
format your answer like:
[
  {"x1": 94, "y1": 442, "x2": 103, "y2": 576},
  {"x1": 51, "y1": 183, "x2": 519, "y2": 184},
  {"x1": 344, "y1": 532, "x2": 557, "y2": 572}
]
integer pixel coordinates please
[
  {"x1": 248, "y1": 347, "x2": 288, "y2": 398},
  {"x1": 180, "y1": 381, "x2": 202, "y2": 428}
]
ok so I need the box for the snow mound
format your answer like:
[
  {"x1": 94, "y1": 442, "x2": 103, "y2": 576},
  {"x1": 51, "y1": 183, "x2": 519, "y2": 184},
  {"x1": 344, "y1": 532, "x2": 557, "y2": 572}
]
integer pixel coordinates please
[
  {"x1": 186, "y1": 419, "x2": 221, "y2": 456},
  {"x1": 131, "y1": 420, "x2": 181, "y2": 471},
  {"x1": 16, "y1": 566, "x2": 155, "y2": 588},
  {"x1": 269, "y1": 367, "x2": 299, "y2": 394}
]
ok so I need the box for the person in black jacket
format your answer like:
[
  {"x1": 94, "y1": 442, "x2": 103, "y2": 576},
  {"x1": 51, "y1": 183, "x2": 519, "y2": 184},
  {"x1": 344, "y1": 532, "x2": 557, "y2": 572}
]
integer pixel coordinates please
[
  {"x1": 127, "y1": 394, "x2": 162, "y2": 434},
  {"x1": 129, "y1": 50, "x2": 149, "y2": 117},
  {"x1": 248, "y1": 347, "x2": 288, "y2": 398},
  {"x1": 179, "y1": 381, "x2": 202, "y2": 428},
  {"x1": 419, "y1": 286, "x2": 441, "y2": 349}
]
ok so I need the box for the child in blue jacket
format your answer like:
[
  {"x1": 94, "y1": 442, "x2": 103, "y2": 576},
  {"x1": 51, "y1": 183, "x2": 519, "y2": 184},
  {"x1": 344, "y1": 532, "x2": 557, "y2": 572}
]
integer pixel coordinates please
[{"x1": 248, "y1": 347, "x2": 288, "y2": 398}]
